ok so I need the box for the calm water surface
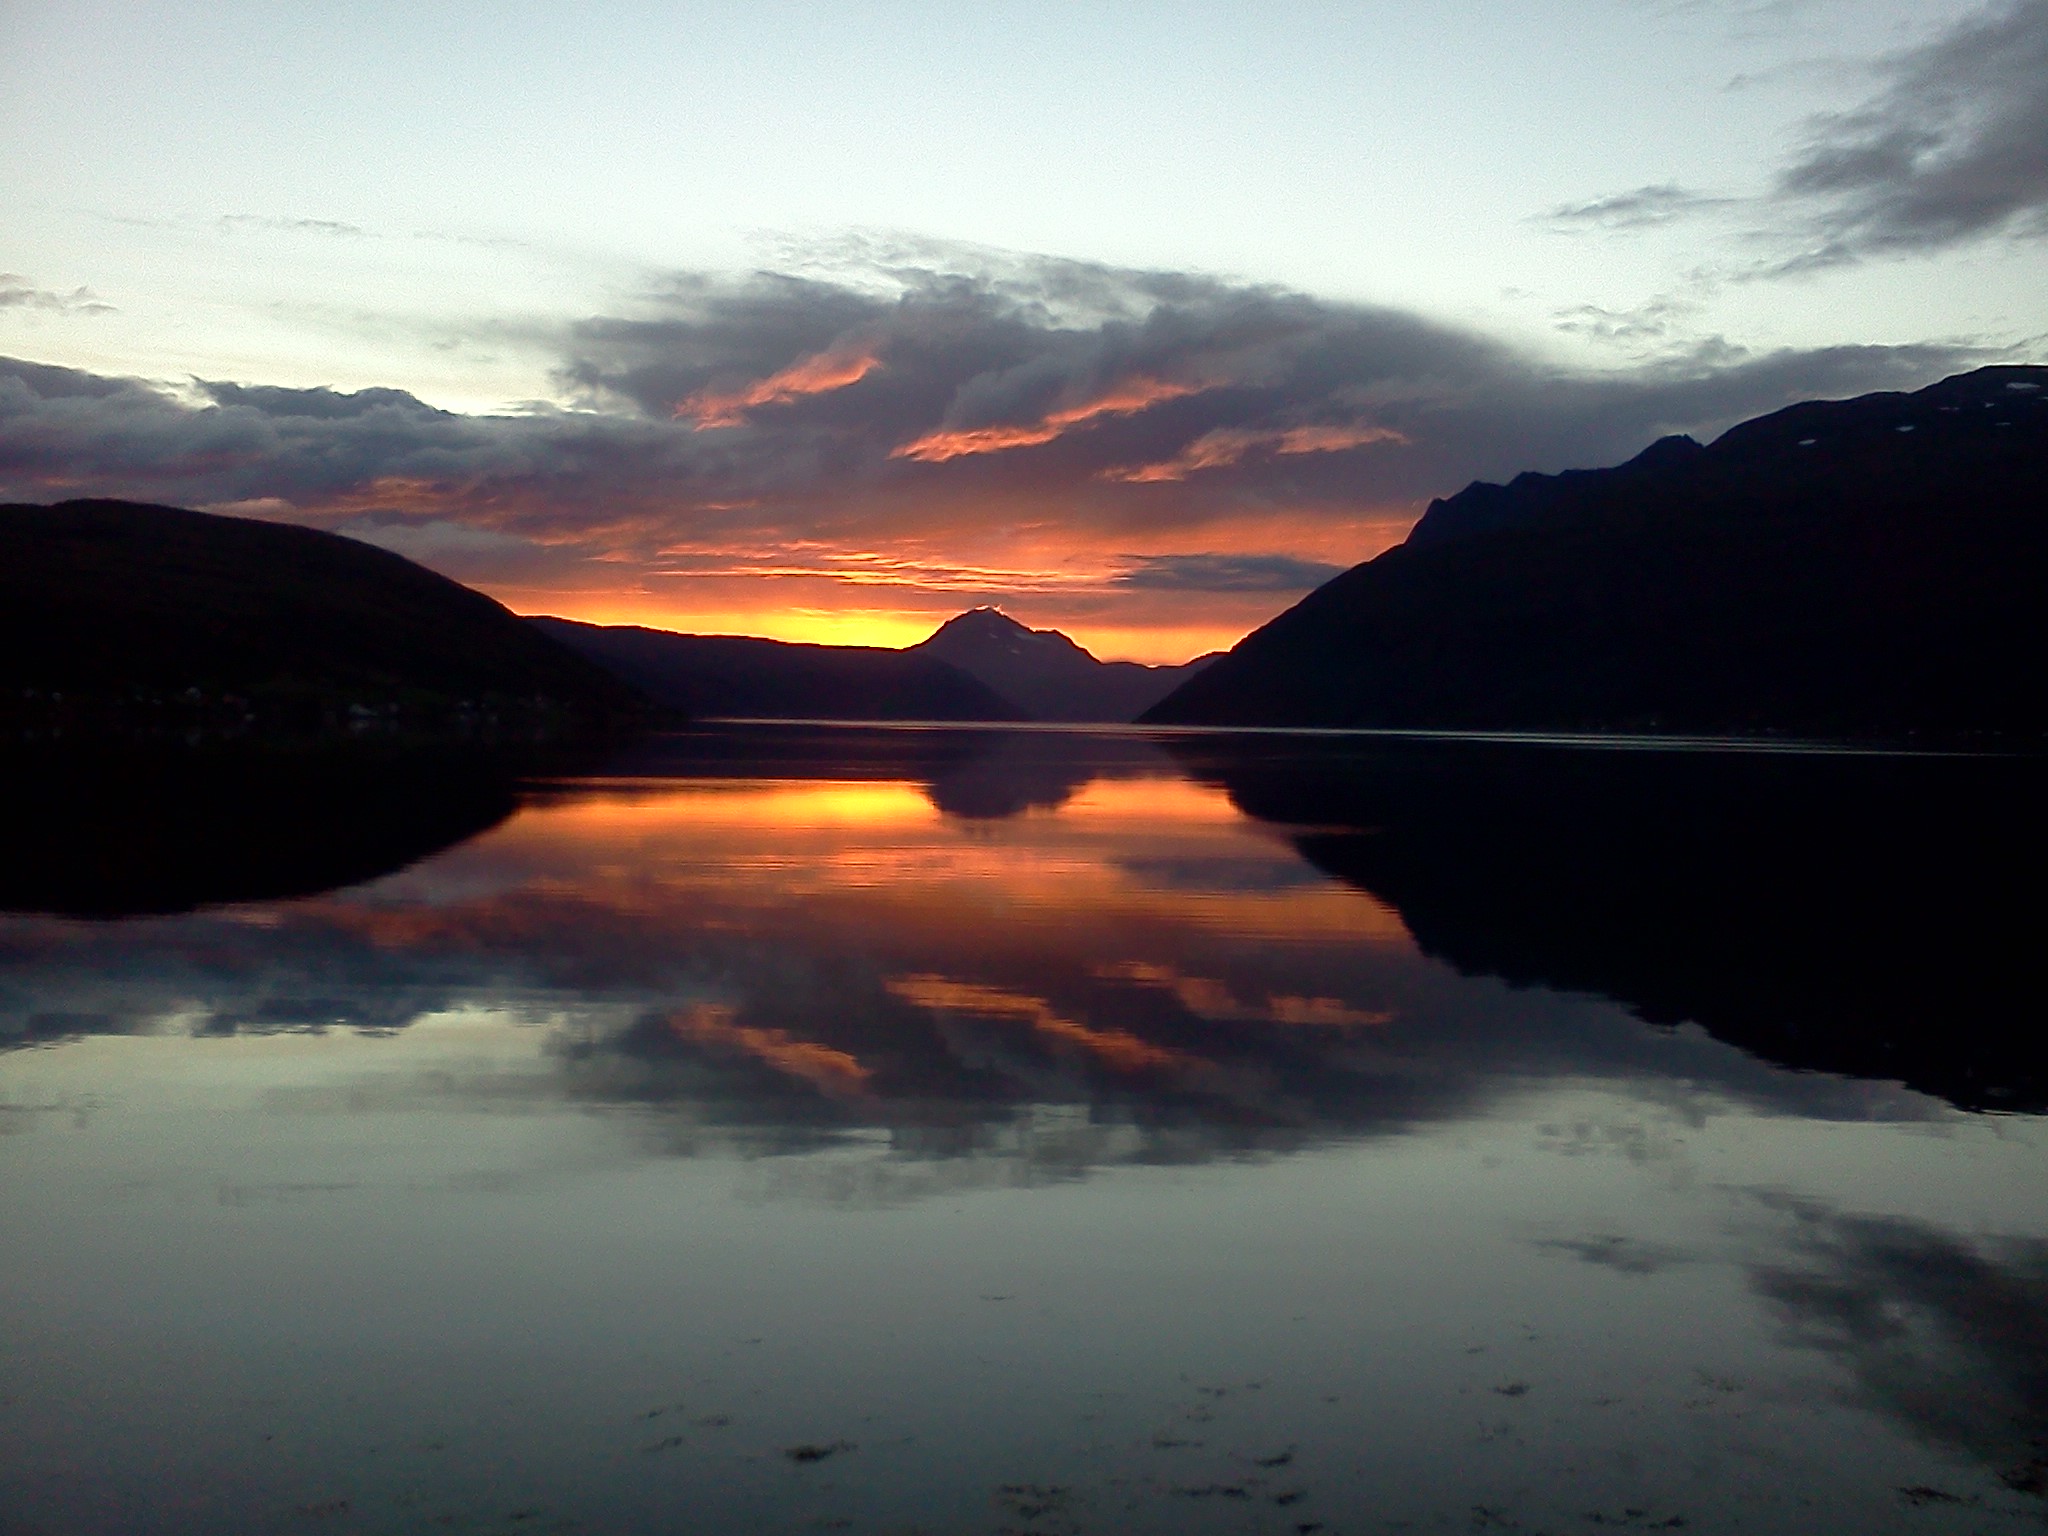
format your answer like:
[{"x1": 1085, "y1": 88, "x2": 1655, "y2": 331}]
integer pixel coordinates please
[{"x1": 2, "y1": 725, "x2": 2044, "y2": 1535}]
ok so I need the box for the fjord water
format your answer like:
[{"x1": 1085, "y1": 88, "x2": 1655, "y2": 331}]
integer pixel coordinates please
[{"x1": 2, "y1": 727, "x2": 2044, "y2": 1534}]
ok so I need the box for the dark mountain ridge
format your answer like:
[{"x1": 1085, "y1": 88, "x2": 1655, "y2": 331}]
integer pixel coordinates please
[
  {"x1": 528, "y1": 617, "x2": 1022, "y2": 722},
  {"x1": 1145, "y1": 365, "x2": 2048, "y2": 740},
  {"x1": 908, "y1": 607, "x2": 1215, "y2": 723},
  {"x1": 2, "y1": 498, "x2": 643, "y2": 735},
  {"x1": 537, "y1": 606, "x2": 1216, "y2": 724}
]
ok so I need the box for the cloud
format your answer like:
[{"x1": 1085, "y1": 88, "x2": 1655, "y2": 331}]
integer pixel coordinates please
[
  {"x1": 1103, "y1": 421, "x2": 1407, "y2": 482},
  {"x1": 1552, "y1": 297, "x2": 1706, "y2": 349},
  {"x1": 1533, "y1": 1234, "x2": 1697, "y2": 1277},
  {"x1": 0, "y1": 246, "x2": 1995, "y2": 642},
  {"x1": 1540, "y1": 183, "x2": 1739, "y2": 231},
  {"x1": 677, "y1": 343, "x2": 883, "y2": 428},
  {"x1": 216, "y1": 214, "x2": 368, "y2": 239},
  {"x1": 1772, "y1": 0, "x2": 2048, "y2": 263},
  {"x1": 892, "y1": 376, "x2": 1206, "y2": 462},
  {"x1": 1113, "y1": 553, "x2": 1347, "y2": 593},
  {"x1": 0, "y1": 275, "x2": 115, "y2": 316},
  {"x1": 1547, "y1": 3, "x2": 2048, "y2": 274}
]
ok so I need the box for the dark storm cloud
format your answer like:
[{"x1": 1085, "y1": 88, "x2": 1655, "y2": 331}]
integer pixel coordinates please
[
  {"x1": 1772, "y1": 0, "x2": 2048, "y2": 264},
  {"x1": 1113, "y1": 554, "x2": 1346, "y2": 593},
  {"x1": 0, "y1": 249, "x2": 1991, "y2": 582}
]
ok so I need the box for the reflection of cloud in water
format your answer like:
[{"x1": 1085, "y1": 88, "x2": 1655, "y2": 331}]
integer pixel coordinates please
[
  {"x1": 0, "y1": 732, "x2": 1980, "y2": 1182},
  {"x1": 1096, "y1": 959, "x2": 1393, "y2": 1028},
  {"x1": 1748, "y1": 1195, "x2": 2048, "y2": 1498},
  {"x1": 888, "y1": 974, "x2": 1198, "y2": 1075},
  {"x1": 667, "y1": 1003, "x2": 873, "y2": 1098},
  {"x1": 1533, "y1": 1234, "x2": 1698, "y2": 1277}
]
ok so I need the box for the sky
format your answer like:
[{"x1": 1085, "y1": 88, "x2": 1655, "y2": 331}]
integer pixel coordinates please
[{"x1": 3, "y1": 0, "x2": 2044, "y2": 660}]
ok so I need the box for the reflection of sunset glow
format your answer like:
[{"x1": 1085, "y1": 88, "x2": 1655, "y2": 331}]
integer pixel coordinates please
[
  {"x1": 122, "y1": 746, "x2": 1431, "y2": 1135},
  {"x1": 669, "y1": 1003, "x2": 871, "y2": 1095},
  {"x1": 677, "y1": 346, "x2": 882, "y2": 428},
  {"x1": 481, "y1": 775, "x2": 1413, "y2": 947},
  {"x1": 1105, "y1": 423, "x2": 1408, "y2": 483},
  {"x1": 888, "y1": 975, "x2": 1192, "y2": 1074},
  {"x1": 530, "y1": 781, "x2": 938, "y2": 834},
  {"x1": 1055, "y1": 776, "x2": 1241, "y2": 825},
  {"x1": 892, "y1": 378, "x2": 1203, "y2": 463},
  {"x1": 1270, "y1": 995, "x2": 1392, "y2": 1026}
]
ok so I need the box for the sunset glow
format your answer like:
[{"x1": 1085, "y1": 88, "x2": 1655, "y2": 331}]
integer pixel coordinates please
[
  {"x1": 493, "y1": 589, "x2": 1312, "y2": 665},
  {"x1": 14, "y1": 2, "x2": 2048, "y2": 1525},
  {"x1": 8, "y1": 0, "x2": 2042, "y2": 688},
  {"x1": 477, "y1": 773, "x2": 1418, "y2": 950}
]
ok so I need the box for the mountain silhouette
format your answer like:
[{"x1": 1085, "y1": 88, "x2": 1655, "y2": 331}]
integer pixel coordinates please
[
  {"x1": 908, "y1": 607, "x2": 1215, "y2": 723},
  {"x1": 593, "y1": 721, "x2": 1175, "y2": 819},
  {"x1": 529, "y1": 617, "x2": 1024, "y2": 721},
  {"x1": 2, "y1": 498, "x2": 644, "y2": 735},
  {"x1": 535, "y1": 608, "x2": 1216, "y2": 724},
  {"x1": 1145, "y1": 365, "x2": 2048, "y2": 740}
]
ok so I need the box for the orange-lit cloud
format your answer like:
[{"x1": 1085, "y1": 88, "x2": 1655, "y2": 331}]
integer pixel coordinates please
[
  {"x1": 892, "y1": 377, "x2": 1204, "y2": 463},
  {"x1": 1104, "y1": 423, "x2": 1409, "y2": 482},
  {"x1": 5, "y1": 258, "x2": 1949, "y2": 672},
  {"x1": 668, "y1": 1002, "x2": 873, "y2": 1096},
  {"x1": 645, "y1": 547, "x2": 1120, "y2": 592},
  {"x1": 676, "y1": 345, "x2": 882, "y2": 428}
]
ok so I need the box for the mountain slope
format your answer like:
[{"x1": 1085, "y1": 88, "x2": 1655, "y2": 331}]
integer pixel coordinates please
[
  {"x1": 1144, "y1": 365, "x2": 2048, "y2": 739},
  {"x1": 909, "y1": 607, "x2": 1216, "y2": 723},
  {"x1": 530, "y1": 618, "x2": 1024, "y2": 721},
  {"x1": 1, "y1": 498, "x2": 643, "y2": 731}
]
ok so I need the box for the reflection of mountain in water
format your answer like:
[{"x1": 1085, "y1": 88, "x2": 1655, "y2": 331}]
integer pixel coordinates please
[
  {"x1": 4, "y1": 726, "x2": 1946, "y2": 1150},
  {"x1": 0, "y1": 726, "x2": 1137, "y2": 920},
  {"x1": 8, "y1": 725, "x2": 2045, "y2": 1512},
  {"x1": 8, "y1": 725, "x2": 2044, "y2": 1178},
  {"x1": 0, "y1": 743, "x2": 527, "y2": 917},
  {"x1": 1175, "y1": 734, "x2": 2048, "y2": 1112},
  {"x1": 600, "y1": 723, "x2": 1177, "y2": 820}
]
